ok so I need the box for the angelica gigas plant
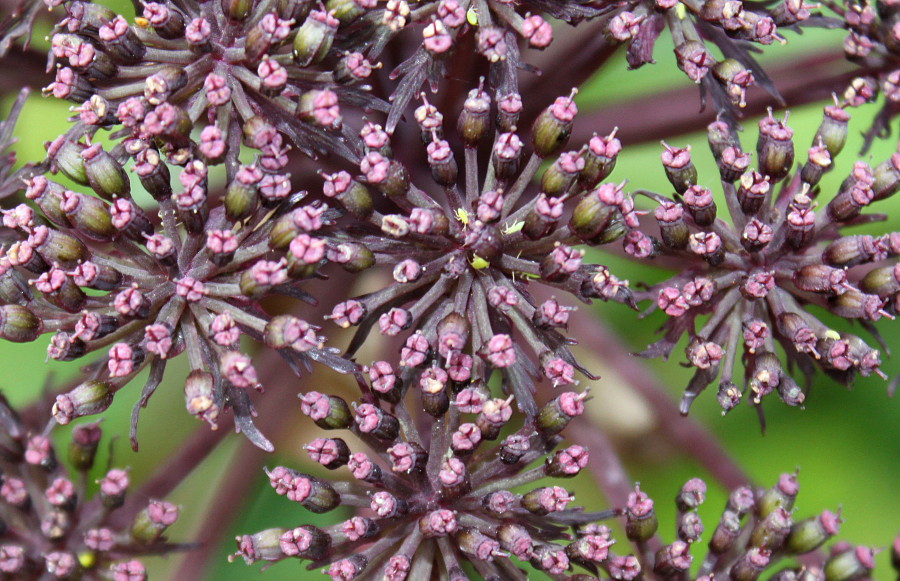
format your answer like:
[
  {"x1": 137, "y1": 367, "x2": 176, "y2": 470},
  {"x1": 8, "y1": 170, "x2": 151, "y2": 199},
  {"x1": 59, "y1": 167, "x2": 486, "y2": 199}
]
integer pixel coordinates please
[{"x1": 0, "y1": 0, "x2": 897, "y2": 578}]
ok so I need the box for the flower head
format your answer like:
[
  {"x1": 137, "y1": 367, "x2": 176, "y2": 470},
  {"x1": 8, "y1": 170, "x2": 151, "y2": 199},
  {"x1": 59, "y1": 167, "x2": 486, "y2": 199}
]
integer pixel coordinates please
[
  {"x1": 44, "y1": 0, "x2": 376, "y2": 160},
  {"x1": 829, "y1": 0, "x2": 900, "y2": 149},
  {"x1": 608, "y1": 473, "x2": 869, "y2": 581},
  {"x1": 232, "y1": 355, "x2": 614, "y2": 579},
  {"x1": 5, "y1": 112, "x2": 355, "y2": 450},
  {"x1": 0, "y1": 394, "x2": 182, "y2": 580},
  {"x1": 314, "y1": 87, "x2": 634, "y2": 415},
  {"x1": 631, "y1": 105, "x2": 900, "y2": 415}
]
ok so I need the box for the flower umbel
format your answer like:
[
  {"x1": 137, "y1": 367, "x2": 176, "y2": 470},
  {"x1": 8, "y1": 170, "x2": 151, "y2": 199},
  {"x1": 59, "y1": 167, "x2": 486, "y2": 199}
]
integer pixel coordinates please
[
  {"x1": 232, "y1": 353, "x2": 614, "y2": 579},
  {"x1": 316, "y1": 87, "x2": 635, "y2": 415},
  {"x1": 632, "y1": 105, "x2": 900, "y2": 415},
  {"x1": 5, "y1": 112, "x2": 355, "y2": 451},
  {"x1": 0, "y1": 393, "x2": 183, "y2": 580}
]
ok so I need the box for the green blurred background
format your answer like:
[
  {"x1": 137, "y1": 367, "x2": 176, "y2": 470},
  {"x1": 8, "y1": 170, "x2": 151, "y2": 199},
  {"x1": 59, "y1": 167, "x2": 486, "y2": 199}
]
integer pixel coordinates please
[{"x1": 0, "y1": 8, "x2": 898, "y2": 580}]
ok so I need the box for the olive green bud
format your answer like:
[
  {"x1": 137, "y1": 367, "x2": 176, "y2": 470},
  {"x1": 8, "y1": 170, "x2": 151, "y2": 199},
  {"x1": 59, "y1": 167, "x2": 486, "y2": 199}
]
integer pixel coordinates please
[
  {"x1": 50, "y1": 137, "x2": 89, "y2": 185},
  {"x1": 532, "y1": 90, "x2": 578, "y2": 158},
  {"x1": 457, "y1": 83, "x2": 491, "y2": 147},
  {"x1": 299, "y1": 391, "x2": 353, "y2": 430},
  {"x1": 536, "y1": 391, "x2": 586, "y2": 436},
  {"x1": 325, "y1": 0, "x2": 367, "y2": 23},
  {"x1": 625, "y1": 485, "x2": 659, "y2": 542},
  {"x1": 322, "y1": 171, "x2": 373, "y2": 219},
  {"x1": 731, "y1": 548, "x2": 772, "y2": 581},
  {"x1": 360, "y1": 152, "x2": 410, "y2": 198},
  {"x1": 143, "y1": 3, "x2": 185, "y2": 39},
  {"x1": 872, "y1": 153, "x2": 900, "y2": 201},
  {"x1": 221, "y1": 0, "x2": 253, "y2": 20},
  {"x1": 225, "y1": 165, "x2": 262, "y2": 222},
  {"x1": 541, "y1": 151, "x2": 584, "y2": 196},
  {"x1": 68, "y1": 422, "x2": 102, "y2": 472},
  {"x1": 60, "y1": 190, "x2": 116, "y2": 241},
  {"x1": 786, "y1": 510, "x2": 841, "y2": 554},
  {"x1": 750, "y1": 506, "x2": 792, "y2": 551},
  {"x1": 131, "y1": 500, "x2": 179, "y2": 544},
  {"x1": 814, "y1": 103, "x2": 850, "y2": 157},
  {"x1": 184, "y1": 370, "x2": 220, "y2": 427},
  {"x1": 25, "y1": 177, "x2": 71, "y2": 227},
  {"x1": 523, "y1": 194, "x2": 563, "y2": 240},
  {"x1": 570, "y1": 189, "x2": 620, "y2": 244},
  {"x1": 824, "y1": 546, "x2": 874, "y2": 581},
  {"x1": 801, "y1": 142, "x2": 832, "y2": 186},
  {"x1": 757, "y1": 109, "x2": 795, "y2": 182},
  {"x1": 707, "y1": 119, "x2": 742, "y2": 161},
  {"x1": 859, "y1": 263, "x2": 900, "y2": 296},
  {"x1": 0, "y1": 305, "x2": 42, "y2": 342},
  {"x1": 328, "y1": 242, "x2": 375, "y2": 273},
  {"x1": 661, "y1": 142, "x2": 697, "y2": 194},
  {"x1": 293, "y1": 10, "x2": 337, "y2": 66},
  {"x1": 232, "y1": 529, "x2": 288, "y2": 564},
  {"x1": 492, "y1": 131, "x2": 523, "y2": 181},
  {"x1": 134, "y1": 148, "x2": 172, "y2": 201},
  {"x1": 823, "y1": 235, "x2": 877, "y2": 268},
  {"x1": 579, "y1": 129, "x2": 621, "y2": 188},
  {"x1": 757, "y1": 472, "x2": 798, "y2": 517},
  {"x1": 29, "y1": 225, "x2": 89, "y2": 268}
]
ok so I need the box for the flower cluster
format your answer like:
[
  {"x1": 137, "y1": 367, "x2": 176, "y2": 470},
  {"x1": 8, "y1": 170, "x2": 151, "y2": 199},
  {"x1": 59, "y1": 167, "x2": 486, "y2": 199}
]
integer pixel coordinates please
[
  {"x1": 2, "y1": 108, "x2": 354, "y2": 451},
  {"x1": 595, "y1": 0, "x2": 819, "y2": 117},
  {"x1": 829, "y1": 0, "x2": 900, "y2": 147},
  {"x1": 233, "y1": 353, "x2": 613, "y2": 579},
  {"x1": 630, "y1": 105, "x2": 900, "y2": 415},
  {"x1": 0, "y1": 0, "x2": 897, "y2": 579},
  {"x1": 0, "y1": 393, "x2": 182, "y2": 580},
  {"x1": 306, "y1": 85, "x2": 635, "y2": 415},
  {"x1": 613, "y1": 473, "x2": 875, "y2": 581},
  {"x1": 44, "y1": 0, "x2": 377, "y2": 161},
  {"x1": 235, "y1": 376, "x2": 872, "y2": 581}
]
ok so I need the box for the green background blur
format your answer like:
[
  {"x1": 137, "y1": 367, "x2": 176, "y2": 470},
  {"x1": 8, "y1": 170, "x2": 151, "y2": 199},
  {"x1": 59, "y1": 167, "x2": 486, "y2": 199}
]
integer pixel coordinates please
[{"x1": 0, "y1": 8, "x2": 898, "y2": 580}]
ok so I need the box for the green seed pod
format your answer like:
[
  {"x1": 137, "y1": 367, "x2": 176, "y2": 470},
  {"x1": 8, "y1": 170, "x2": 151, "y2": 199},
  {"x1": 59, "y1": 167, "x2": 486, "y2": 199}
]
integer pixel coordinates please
[
  {"x1": 235, "y1": 529, "x2": 289, "y2": 563},
  {"x1": 330, "y1": 242, "x2": 375, "y2": 273},
  {"x1": 536, "y1": 391, "x2": 586, "y2": 436},
  {"x1": 325, "y1": 0, "x2": 367, "y2": 23},
  {"x1": 661, "y1": 142, "x2": 698, "y2": 195},
  {"x1": 134, "y1": 148, "x2": 172, "y2": 201},
  {"x1": 570, "y1": 193, "x2": 619, "y2": 243},
  {"x1": 750, "y1": 506, "x2": 792, "y2": 551},
  {"x1": 541, "y1": 151, "x2": 584, "y2": 196},
  {"x1": 859, "y1": 263, "x2": 900, "y2": 296},
  {"x1": 757, "y1": 472, "x2": 798, "y2": 518}
]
